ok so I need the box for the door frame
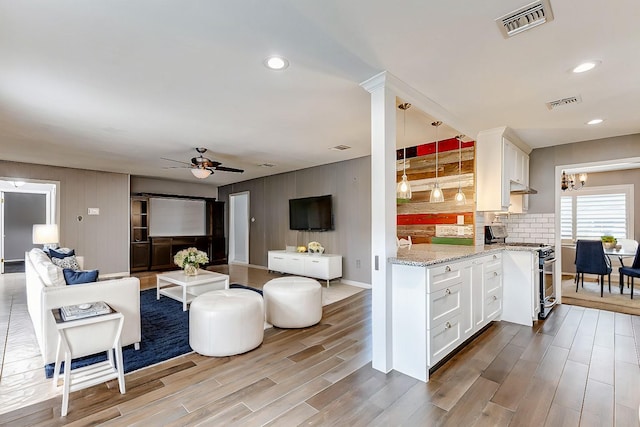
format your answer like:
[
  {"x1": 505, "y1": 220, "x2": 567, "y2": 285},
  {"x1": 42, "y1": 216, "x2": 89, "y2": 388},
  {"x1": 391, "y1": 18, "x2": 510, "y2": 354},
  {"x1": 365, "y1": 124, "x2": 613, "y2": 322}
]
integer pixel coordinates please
[
  {"x1": 0, "y1": 179, "x2": 58, "y2": 273},
  {"x1": 228, "y1": 191, "x2": 250, "y2": 265}
]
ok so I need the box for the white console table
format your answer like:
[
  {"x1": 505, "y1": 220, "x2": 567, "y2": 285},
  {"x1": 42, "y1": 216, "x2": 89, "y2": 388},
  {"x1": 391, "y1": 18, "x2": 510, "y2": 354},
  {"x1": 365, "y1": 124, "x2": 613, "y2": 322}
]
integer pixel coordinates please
[{"x1": 267, "y1": 250, "x2": 342, "y2": 286}]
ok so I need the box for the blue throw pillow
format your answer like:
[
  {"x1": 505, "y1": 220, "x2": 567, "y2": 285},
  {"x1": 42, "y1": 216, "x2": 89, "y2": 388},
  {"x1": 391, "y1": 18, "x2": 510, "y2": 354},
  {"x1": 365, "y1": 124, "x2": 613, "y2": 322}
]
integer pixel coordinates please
[
  {"x1": 50, "y1": 248, "x2": 75, "y2": 259},
  {"x1": 63, "y1": 269, "x2": 99, "y2": 285}
]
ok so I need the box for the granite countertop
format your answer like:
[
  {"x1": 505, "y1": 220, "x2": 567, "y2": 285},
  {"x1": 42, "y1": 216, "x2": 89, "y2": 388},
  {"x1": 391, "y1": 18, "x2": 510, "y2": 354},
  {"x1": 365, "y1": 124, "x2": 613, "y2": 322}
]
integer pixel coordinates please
[{"x1": 390, "y1": 243, "x2": 544, "y2": 267}]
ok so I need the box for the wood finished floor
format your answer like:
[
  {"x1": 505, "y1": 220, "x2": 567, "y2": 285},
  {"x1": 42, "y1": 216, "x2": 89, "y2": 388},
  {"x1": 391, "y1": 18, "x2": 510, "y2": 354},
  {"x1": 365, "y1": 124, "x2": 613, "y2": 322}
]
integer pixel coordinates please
[{"x1": 2, "y1": 270, "x2": 640, "y2": 425}]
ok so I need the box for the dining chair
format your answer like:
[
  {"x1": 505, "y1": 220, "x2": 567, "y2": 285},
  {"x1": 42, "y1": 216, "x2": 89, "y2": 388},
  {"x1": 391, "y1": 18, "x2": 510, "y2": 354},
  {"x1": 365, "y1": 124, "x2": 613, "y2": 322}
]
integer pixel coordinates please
[
  {"x1": 616, "y1": 238, "x2": 638, "y2": 287},
  {"x1": 575, "y1": 240, "x2": 612, "y2": 297},
  {"x1": 619, "y1": 246, "x2": 640, "y2": 299}
]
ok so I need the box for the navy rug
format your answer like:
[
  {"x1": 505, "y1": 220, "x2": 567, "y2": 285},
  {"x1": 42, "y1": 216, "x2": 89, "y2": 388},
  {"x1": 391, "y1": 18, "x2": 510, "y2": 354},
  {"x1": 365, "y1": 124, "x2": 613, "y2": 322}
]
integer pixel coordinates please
[
  {"x1": 229, "y1": 283, "x2": 263, "y2": 295},
  {"x1": 45, "y1": 288, "x2": 190, "y2": 378}
]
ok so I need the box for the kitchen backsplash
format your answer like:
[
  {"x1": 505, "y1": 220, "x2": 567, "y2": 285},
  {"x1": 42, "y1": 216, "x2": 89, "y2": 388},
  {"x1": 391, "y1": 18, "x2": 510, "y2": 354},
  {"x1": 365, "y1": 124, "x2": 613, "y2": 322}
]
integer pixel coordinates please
[{"x1": 498, "y1": 213, "x2": 555, "y2": 245}]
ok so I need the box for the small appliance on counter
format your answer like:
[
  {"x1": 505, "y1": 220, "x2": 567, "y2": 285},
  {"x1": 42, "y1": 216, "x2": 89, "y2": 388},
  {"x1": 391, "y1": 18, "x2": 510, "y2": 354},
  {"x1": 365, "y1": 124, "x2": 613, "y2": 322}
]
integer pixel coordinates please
[{"x1": 485, "y1": 225, "x2": 507, "y2": 244}]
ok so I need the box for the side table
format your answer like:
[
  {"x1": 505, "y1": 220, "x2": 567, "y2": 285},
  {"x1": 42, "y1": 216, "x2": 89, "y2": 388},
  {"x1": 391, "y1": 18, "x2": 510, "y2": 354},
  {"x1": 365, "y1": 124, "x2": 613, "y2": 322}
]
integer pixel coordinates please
[{"x1": 51, "y1": 305, "x2": 126, "y2": 417}]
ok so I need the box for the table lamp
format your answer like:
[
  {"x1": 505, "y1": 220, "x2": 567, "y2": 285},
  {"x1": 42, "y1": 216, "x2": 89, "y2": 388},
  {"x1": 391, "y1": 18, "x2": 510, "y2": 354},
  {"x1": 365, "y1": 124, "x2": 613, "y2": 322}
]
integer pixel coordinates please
[{"x1": 33, "y1": 224, "x2": 59, "y2": 250}]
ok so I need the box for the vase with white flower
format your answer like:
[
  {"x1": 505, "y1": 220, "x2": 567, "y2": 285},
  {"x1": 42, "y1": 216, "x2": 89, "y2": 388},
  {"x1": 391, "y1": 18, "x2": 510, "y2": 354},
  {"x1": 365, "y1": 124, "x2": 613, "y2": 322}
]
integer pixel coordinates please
[
  {"x1": 174, "y1": 247, "x2": 209, "y2": 276},
  {"x1": 307, "y1": 241, "x2": 324, "y2": 255}
]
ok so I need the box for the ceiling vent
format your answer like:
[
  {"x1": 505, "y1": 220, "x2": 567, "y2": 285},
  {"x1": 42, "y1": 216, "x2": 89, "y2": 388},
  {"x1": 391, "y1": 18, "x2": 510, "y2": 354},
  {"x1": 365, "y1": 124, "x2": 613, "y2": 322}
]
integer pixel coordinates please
[
  {"x1": 330, "y1": 145, "x2": 351, "y2": 151},
  {"x1": 496, "y1": 0, "x2": 554, "y2": 38},
  {"x1": 545, "y1": 95, "x2": 582, "y2": 110}
]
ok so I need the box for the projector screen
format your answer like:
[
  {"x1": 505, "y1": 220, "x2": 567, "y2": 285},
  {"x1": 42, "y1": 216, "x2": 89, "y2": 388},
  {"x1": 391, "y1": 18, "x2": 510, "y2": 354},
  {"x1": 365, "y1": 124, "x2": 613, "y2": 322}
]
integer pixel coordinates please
[{"x1": 149, "y1": 198, "x2": 206, "y2": 237}]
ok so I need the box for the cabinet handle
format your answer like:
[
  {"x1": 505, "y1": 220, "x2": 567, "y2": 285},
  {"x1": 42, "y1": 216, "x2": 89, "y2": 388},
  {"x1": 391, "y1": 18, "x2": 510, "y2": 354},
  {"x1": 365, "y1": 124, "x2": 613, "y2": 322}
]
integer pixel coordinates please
[
  {"x1": 445, "y1": 266, "x2": 451, "y2": 272},
  {"x1": 445, "y1": 321, "x2": 452, "y2": 329},
  {"x1": 494, "y1": 271, "x2": 498, "y2": 277},
  {"x1": 445, "y1": 288, "x2": 451, "y2": 295},
  {"x1": 493, "y1": 254, "x2": 498, "y2": 259},
  {"x1": 493, "y1": 295, "x2": 498, "y2": 301}
]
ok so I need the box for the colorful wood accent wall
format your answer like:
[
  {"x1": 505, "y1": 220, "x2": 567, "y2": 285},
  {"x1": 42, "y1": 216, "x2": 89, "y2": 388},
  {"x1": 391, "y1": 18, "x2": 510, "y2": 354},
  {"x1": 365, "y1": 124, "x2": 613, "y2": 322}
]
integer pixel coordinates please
[{"x1": 397, "y1": 138, "x2": 475, "y2": 245}]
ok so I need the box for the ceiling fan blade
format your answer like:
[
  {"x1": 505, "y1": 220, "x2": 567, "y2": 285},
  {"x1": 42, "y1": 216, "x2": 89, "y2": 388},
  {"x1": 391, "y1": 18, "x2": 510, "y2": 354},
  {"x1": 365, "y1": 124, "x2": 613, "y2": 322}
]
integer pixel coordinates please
[
  {"x1": 161, "y1": 157, "x2": 192, "y2": 166},
  {"x1": 162, "y1": 166, "x2": 190, "y2": 169},
  {"x1": 214, "y1": 166, "x2": 244, "y2": 173}
]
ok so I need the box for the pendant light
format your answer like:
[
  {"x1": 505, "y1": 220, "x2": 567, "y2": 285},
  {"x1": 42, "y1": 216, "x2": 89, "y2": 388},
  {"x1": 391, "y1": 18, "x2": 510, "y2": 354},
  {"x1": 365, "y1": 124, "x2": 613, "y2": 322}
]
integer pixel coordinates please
[
  {"x1": 429, "y1": 121, "x2": 444, "y2": 203},
  {"x1": 396, "y1": 102, "x2": 412, "y2": 199},
  {"x1": 454, "y1": 135, "x2": 467, "y2": 205}
]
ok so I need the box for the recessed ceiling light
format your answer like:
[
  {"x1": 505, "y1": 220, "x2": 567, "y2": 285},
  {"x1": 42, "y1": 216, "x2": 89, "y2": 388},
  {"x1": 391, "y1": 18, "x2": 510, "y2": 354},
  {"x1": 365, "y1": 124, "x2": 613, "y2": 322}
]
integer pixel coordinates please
[
  {"x1": 586, "y1": 118, "x2": 604, "y2": 125},
  {"x1": 572, "y1": 61, "x2": 600, "y2": 73},
  {"x1": 264, "y1": 56, "x2": 289, "y2": 70}
]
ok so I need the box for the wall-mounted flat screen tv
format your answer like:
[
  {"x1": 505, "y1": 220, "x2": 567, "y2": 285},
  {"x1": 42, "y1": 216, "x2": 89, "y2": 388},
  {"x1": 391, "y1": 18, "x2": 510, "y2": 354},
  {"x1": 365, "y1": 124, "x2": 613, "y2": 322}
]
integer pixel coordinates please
[{"x1": 289, "y1": 195, "x2": 334, "y2": 231}]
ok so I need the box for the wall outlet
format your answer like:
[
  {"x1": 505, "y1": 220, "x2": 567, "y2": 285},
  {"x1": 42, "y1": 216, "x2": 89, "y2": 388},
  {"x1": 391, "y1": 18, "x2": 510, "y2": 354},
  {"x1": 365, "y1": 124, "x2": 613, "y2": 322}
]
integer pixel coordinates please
[
  {"x1": 356, "y1": 259, "x2": 361, "y2": 268},
  {"x1": 88, "y1": 208, "x2": 100, "y2": 215}
]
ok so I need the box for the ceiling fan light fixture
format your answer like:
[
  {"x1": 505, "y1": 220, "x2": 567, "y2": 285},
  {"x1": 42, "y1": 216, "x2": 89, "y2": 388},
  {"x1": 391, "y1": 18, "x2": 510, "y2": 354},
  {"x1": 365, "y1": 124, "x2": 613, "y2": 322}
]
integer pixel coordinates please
[{"x1": 191, "y1": 168, "x2": 212, "y2": 179}]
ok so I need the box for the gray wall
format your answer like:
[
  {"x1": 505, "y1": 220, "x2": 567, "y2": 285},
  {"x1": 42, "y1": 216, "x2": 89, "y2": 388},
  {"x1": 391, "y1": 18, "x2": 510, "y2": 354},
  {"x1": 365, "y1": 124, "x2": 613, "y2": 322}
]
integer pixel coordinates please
[
  {"x1": 4, "y1": 192, "x2": 46, "y2": 260},
  {"x1": 0, "y1": 161, "x2": 129, "y2": 274},
  {"x1": 218, "y1": 156, "x2": 372, "y2": 284},
  {"x1": 528, "y1": 133, "x2": 640, "y2": 214}
]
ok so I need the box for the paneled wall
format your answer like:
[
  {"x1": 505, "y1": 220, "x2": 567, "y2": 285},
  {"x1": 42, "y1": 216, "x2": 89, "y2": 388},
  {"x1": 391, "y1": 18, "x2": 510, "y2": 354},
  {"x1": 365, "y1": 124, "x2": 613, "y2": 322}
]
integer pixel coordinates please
[
  {"x1": 397, "y1": 138, "x2": 475, "y2": 244},
  {"x1": 0, "y1": 161, "x2": 129, "y2": 274},
  {"x1": 218, "y1": 156, "x2": 371, "y2": 284}
]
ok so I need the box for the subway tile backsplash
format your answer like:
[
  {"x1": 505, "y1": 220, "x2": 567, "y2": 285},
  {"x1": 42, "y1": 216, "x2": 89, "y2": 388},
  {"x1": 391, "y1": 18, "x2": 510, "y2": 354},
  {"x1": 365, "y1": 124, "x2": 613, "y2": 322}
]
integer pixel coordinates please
[{"x1": 499, "y1": 213, "x2": 555, "y2": 245}]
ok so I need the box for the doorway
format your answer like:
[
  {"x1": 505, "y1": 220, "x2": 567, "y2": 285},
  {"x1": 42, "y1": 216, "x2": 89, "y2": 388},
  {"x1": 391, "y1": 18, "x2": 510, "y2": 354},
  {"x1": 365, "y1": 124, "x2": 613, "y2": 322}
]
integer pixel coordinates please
[
  {"x1": 0, "y1": 180, "x2": 57, "y2": 274},
  {"x1": 229, "y1": 191, "x2": 250, "y2": 265}
]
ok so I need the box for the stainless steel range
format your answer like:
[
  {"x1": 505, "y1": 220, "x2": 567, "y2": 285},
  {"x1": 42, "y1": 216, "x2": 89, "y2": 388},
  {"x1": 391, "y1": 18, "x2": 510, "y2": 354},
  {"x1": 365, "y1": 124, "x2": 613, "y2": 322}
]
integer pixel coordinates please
[{"x1": 485, "y1": 225, "x2": 557, "y2": 319}]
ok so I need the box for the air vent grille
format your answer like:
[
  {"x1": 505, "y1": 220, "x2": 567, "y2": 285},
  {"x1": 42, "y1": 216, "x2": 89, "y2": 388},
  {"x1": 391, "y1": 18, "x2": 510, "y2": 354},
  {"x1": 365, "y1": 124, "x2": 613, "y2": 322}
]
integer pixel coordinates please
[
  {"x1": 496, "y1": 0, "x2": 554, "y2": 38},
  {"x1": 330, "y1": 145, "x2": 351, "y2": 151},
  {"x1": 545, "y1": 95, "x2": 582, "y2": 110}
]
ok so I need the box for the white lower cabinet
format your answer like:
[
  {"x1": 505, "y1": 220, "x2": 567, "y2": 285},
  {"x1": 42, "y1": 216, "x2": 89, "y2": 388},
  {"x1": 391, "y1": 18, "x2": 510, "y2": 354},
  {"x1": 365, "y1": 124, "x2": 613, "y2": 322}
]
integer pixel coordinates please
[{"x1": 392, "y1": 252, "x2": 503, "y2": 382}]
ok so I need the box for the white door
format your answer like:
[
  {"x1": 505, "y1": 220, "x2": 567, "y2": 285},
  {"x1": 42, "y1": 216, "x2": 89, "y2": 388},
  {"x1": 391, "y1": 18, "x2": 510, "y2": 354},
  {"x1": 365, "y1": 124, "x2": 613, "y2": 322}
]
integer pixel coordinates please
[{"x1": 229, "y1": 192, "x2": 249, "y2": 265}]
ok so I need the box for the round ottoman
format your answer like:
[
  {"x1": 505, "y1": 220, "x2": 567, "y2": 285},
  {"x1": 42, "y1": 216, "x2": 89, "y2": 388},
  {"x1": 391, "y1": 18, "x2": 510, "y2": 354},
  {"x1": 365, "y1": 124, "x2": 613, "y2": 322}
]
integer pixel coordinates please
[
  {"x1": 263, "y1": 277, "x2": 322, "y2": 328},
  {"x1": 189, "y1": 289, "x2": 264, "y2": 357}
]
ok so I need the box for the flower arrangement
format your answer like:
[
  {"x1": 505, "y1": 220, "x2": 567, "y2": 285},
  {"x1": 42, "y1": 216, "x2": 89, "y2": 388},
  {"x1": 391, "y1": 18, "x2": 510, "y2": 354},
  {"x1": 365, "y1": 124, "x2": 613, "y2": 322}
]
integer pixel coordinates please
[
  {"x1": 174, "y1": 247, "x2": 209, "y2": 276},
  {"x1": 307, "y1": 241, "x2": 324, "y2": 254}
]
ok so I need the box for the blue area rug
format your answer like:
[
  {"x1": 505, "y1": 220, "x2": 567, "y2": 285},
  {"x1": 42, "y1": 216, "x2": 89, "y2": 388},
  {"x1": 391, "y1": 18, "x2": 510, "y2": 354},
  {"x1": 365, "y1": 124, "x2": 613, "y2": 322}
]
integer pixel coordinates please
[
  {"x1": 45, "y1": 288, "x2": 190, "y2": 378},
  {"x1": 229, "y1": 283, "x2": 263, "y2": 295}
]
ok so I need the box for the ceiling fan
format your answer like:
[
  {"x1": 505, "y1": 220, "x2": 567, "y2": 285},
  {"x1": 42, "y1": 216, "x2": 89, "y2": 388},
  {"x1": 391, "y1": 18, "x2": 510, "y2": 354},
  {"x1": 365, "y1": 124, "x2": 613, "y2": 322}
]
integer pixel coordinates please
[{"x1": 162, "y1": 148, "x2": 244, "y2": 179}]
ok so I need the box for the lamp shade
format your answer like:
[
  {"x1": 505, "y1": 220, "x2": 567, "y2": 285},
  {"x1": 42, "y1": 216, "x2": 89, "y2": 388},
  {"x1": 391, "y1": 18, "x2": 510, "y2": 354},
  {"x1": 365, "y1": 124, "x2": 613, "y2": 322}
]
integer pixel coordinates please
[
  {"x1": 33, "y1": 224, "x2": 59, "y2": 245},
  {"x1": 191, "y1": 168, "x2": 212, "y2": 179}
]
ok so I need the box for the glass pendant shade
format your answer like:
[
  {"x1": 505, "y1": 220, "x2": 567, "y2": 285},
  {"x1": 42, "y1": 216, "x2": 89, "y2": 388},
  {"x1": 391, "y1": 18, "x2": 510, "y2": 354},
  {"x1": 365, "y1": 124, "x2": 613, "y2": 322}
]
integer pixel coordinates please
[
  {"x1": 397, "y1": 173, "x2": 412, "y2": 199},
  {"x1": 430, "y1": 121, "x2": 444, "y2": 203},
  {"x1": 454, "y1": 135, "x2": 466, "y2": 205},
  {"x1": 397, "y1": 103, "x2": 412, "y2": 200},
  {"x1": 430, "y1": 182, "x2": 444, "y2": 203}
]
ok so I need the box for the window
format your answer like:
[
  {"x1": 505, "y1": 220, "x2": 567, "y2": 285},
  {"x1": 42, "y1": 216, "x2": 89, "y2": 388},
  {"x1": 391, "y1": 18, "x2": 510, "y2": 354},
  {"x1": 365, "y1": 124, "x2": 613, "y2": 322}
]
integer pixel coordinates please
[{"x1": 560, "y1": 184, "x2": 634, "y2": 242}]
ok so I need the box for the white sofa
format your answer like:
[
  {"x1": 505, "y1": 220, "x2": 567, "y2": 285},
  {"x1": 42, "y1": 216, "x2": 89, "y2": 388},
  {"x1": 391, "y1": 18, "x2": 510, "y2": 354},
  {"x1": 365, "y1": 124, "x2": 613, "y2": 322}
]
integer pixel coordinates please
[{"x1": 25, "y1": 249, "x2": 141, "y2": 365}]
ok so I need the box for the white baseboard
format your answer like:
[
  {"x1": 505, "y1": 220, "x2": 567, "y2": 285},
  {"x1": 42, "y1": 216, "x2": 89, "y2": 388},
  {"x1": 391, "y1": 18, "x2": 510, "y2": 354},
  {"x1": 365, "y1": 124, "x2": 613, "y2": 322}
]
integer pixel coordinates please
[{"x1": 340, "y1": 279, "x2": 371, "y2": 289}]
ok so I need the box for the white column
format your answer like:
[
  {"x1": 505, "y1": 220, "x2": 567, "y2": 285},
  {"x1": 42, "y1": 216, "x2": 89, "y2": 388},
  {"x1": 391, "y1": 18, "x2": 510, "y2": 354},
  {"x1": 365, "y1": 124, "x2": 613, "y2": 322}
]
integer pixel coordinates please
[{"x1": 361, "y1": 73, "x2": 398, "y2": 373}]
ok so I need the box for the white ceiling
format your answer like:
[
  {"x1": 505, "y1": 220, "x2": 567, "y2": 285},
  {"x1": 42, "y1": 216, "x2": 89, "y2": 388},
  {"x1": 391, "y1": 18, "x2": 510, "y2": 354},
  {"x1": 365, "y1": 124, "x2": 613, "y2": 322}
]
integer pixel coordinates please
[{"x1": 1, "y1": 1, "x2": 638, "y2": 186}]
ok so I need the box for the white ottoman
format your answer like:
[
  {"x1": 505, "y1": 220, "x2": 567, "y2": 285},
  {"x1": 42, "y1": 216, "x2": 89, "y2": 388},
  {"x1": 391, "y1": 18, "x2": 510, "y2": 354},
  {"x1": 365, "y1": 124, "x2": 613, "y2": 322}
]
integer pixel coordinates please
[
  {"x1": 189, "y1": 289, "x2": 264, "y2": 357},
  {"x1": 263, "y1": 277, "x2": 322, "y2": 328}
]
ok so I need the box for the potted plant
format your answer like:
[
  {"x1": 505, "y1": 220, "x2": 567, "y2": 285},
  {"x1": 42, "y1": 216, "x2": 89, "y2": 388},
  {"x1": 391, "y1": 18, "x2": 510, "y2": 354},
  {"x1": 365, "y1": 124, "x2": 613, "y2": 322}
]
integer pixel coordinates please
[{"x1": 601, "y1": 235, "x2": 617, "y2": 250}]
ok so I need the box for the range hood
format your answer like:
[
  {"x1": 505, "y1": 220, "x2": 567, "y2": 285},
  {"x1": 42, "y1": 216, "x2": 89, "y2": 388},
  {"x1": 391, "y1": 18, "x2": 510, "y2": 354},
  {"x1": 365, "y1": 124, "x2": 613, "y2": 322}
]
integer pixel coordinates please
[{"x1": 510, "y1": 182, "x2": 538, "y2": 195}]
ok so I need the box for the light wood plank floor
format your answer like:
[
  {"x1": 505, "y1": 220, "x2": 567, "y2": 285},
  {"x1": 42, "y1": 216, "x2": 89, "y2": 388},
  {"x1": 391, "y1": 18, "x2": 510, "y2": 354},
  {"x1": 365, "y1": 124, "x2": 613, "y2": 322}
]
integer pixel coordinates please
[{"x1": 2, "y1": 268, "x2": 640, "y2": 425}]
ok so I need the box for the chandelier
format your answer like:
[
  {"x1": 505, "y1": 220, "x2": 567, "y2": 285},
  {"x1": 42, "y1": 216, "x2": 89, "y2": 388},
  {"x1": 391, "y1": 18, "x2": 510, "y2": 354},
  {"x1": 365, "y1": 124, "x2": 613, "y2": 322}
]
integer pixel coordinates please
[{"x1": 561, "y1": 171, "x2": 587, "y2": 191}]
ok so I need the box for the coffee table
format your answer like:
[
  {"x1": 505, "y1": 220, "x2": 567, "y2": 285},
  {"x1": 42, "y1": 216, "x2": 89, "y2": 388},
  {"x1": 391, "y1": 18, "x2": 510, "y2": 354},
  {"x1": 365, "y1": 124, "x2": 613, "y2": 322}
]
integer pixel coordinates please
[{"x1": 156, "y1": 269, "x2": 230, "y2": 311}]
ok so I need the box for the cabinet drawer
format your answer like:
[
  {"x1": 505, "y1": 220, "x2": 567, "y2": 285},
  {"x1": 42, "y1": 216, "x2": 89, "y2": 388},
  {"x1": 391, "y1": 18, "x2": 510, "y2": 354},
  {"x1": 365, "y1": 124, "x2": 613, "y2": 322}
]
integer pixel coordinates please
[
  {"x1": 268, "y1": 254, "x2": 287, "y2": 272},
  {"x1": 428, "y1": 263, "x2": 463, "y2": 293},
  {"x1": 429, "y1": 313, "x2": 462, "y2": 366},
  {"x1": 429, "y1": 283, "x2": 462, "y2": 325},
  {"x1": 305, "y1": 257, "x2": 328, "y2": 279},
  {"x1": 485, "y1": 285, "x2": 503, "y2": 321},
  {"x1": 484, "y1": 253, "x2": 502, "y2": 271},
  {"x1": 287, "y1": 256, "x2": 305, "y2": 275}
]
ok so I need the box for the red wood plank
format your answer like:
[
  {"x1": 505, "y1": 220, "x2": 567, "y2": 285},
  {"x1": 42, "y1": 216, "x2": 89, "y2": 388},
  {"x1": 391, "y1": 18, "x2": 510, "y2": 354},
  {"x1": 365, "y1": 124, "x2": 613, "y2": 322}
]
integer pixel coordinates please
[
  {"x1": 397, "y1": 213, "x2": 474, "y2": 226},
  {"x1": 415, "y1": 139, "x2": 474, "y2": 157}
]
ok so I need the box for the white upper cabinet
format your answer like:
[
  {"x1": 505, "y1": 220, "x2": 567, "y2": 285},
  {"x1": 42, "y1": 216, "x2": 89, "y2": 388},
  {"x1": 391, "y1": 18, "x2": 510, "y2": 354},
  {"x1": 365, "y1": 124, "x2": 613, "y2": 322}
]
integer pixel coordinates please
[{"x1": 476, "y1": 127, "x2": 531, "y2": 212}]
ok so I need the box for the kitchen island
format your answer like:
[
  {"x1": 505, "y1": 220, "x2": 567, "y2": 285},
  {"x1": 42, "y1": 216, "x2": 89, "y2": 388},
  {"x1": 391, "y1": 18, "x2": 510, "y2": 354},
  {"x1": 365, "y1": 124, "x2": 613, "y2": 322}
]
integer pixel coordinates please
[{"x1": 389, "y1": 243, "x2": 543, "y2": 382}]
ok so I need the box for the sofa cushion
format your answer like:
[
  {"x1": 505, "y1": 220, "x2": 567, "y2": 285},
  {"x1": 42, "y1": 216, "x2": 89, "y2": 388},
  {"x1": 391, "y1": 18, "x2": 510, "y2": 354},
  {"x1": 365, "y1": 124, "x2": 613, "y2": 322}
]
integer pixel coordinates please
[
  {"x1": 29, "y1": 248, "x2": 51, "y2": 265},
  {"x1": 63, "y1": 269, "x2": 99, "y2": 285},
  {"x1": 51, "y1": 255, "x2": 81, "y2": 270},
  {"x1": 49, "y1": 248, "x2": 75, "y2": 259},
  {"x1": 35, "y1": 261, "x2": 66, "y2": 287}
]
